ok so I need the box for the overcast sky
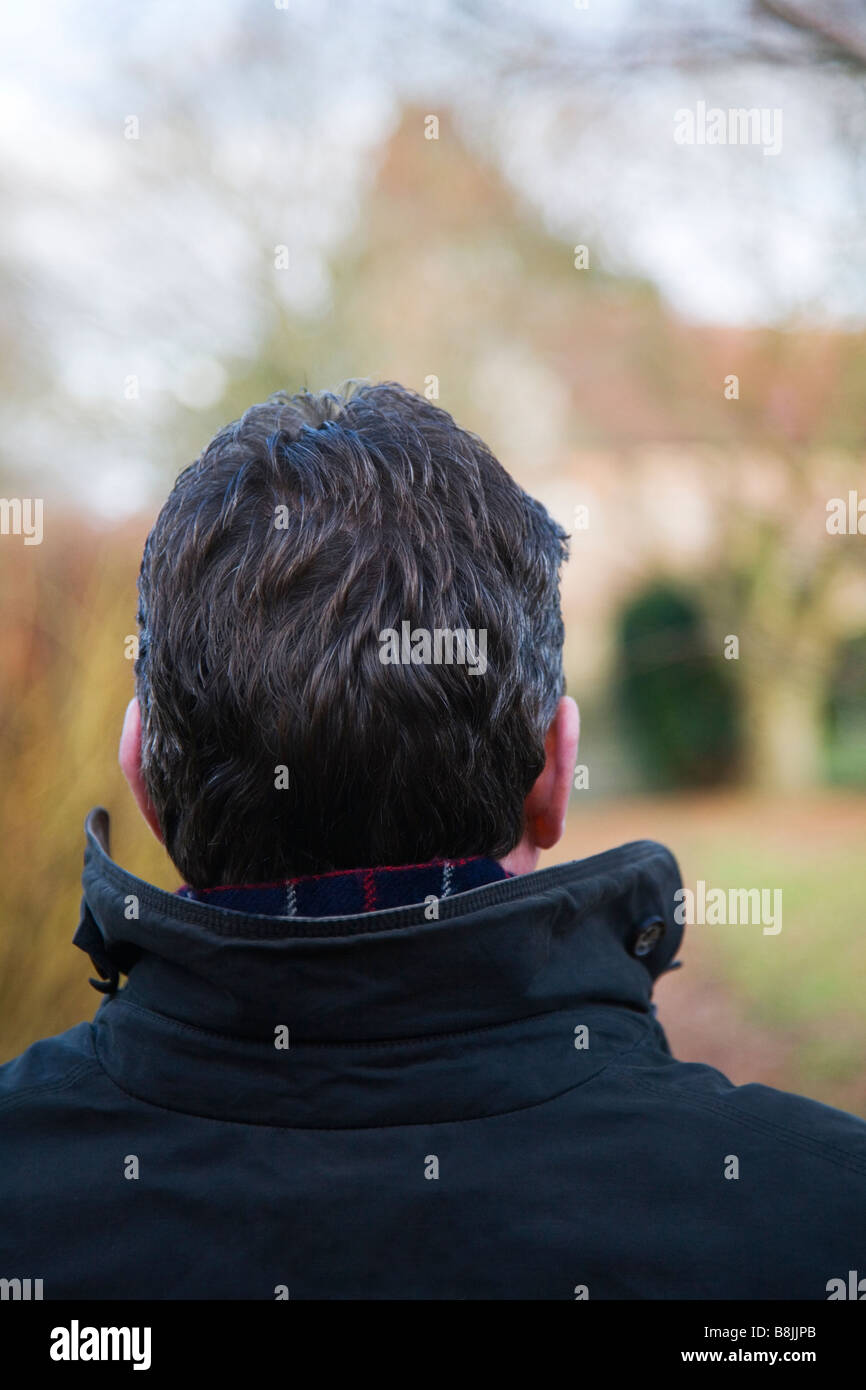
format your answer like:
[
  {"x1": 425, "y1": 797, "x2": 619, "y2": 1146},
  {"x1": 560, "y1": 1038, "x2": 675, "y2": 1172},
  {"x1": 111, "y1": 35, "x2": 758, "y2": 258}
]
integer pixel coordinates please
[{"x1": 1, "y1": 0, "x2": 864, "y2": 510}]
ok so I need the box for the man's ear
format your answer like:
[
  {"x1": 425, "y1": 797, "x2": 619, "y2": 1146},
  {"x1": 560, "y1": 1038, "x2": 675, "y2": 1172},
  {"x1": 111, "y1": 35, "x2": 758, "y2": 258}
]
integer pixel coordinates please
[
  {"x1": 498, "y1": 696, "x2": 579, "y2": 877},
  {"x1": 118, "y1": 697, "x2": 164, "y2": 844}
]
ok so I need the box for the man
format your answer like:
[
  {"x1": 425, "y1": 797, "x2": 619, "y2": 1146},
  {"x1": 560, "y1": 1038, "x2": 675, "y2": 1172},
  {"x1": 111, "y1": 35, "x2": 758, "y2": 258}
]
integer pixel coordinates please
[{"x1": 1, "y1": 381, "x2": 864, "y2": 1299}]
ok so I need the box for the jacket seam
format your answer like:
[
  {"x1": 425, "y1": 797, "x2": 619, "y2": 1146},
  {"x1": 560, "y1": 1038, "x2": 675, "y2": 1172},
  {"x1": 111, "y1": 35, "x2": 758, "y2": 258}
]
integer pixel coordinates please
[
  {"x1": 88, "y1": 1016, "x2": 653, "y2": 1131},
  {"x1": 107, "y1": 994, "x2": 650, "y2": 1051},
  {"x1": 0, "y1": 1056, "x2": 102, "y2": 1114},
  {"x1": 616, "y1": 1062, "x2": 866, "y2": 1178}
]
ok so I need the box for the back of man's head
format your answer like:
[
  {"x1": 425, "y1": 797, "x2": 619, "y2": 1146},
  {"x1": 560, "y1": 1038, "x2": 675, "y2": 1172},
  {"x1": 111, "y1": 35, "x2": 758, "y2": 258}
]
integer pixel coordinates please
[{"x1": 134, "y1": 381, "x2": 569, "y2": 887}]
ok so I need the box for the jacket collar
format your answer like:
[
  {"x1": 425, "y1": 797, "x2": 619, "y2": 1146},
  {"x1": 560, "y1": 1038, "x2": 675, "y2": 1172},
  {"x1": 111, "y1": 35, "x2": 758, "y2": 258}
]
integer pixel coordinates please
[{"x1": 75, "y1": 807, "x2": 685, "y2": 1127}]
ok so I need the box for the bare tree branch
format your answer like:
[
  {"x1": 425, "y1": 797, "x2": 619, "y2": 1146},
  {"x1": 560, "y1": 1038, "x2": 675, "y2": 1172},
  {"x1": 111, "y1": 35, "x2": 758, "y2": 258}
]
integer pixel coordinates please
[{"x1": 755, "y1": 0, "x2": 866, "y2": 69}]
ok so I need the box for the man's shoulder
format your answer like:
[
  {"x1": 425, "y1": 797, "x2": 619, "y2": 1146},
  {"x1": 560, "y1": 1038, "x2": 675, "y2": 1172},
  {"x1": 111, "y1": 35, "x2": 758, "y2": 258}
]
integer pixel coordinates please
[
  {"x1": 608, "y1": 1042, "x2": 866, "y2": 1178},
  {"x1": 0, "y1": 1022, "x2": 105, "y2": 1118}
]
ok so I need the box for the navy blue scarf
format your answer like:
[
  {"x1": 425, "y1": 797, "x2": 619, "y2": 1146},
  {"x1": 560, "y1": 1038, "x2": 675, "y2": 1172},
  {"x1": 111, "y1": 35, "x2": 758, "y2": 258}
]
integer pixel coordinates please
[{"x1": 177, "y1": 856, "x2": 512, "y2": 918}]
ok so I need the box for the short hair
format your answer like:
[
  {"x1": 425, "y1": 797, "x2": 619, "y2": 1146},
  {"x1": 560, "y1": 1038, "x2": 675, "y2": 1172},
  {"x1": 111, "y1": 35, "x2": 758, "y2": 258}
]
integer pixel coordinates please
[{"x1": 135, "y1": 381, "x2": 569, "y2": 887}]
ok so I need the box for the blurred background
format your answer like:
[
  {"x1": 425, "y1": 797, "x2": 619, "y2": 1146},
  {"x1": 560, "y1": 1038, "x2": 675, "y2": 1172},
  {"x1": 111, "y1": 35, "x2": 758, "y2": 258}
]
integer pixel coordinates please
[{"x1": 1, "y1": 0, "x2": 865, "y2": 1111}]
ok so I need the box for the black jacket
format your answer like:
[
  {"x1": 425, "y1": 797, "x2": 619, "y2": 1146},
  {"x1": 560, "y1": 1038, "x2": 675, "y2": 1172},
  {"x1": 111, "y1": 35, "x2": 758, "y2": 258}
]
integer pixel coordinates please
[{"x1": 1, "y1": 807, "x2": 864, "y2": 1300}]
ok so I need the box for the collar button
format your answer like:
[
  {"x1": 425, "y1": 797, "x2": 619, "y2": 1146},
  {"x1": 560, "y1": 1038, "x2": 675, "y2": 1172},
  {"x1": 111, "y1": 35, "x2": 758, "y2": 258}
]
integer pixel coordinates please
[{"x1": 631, "y1": 915, "x2": 665, "y2": 957}]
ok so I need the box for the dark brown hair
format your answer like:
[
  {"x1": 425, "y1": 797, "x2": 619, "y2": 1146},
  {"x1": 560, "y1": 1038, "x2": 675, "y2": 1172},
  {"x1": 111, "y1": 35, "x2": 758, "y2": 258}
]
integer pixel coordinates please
[{"x1": 135, "y1": 381, "x2": 568, "y2": 887}]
